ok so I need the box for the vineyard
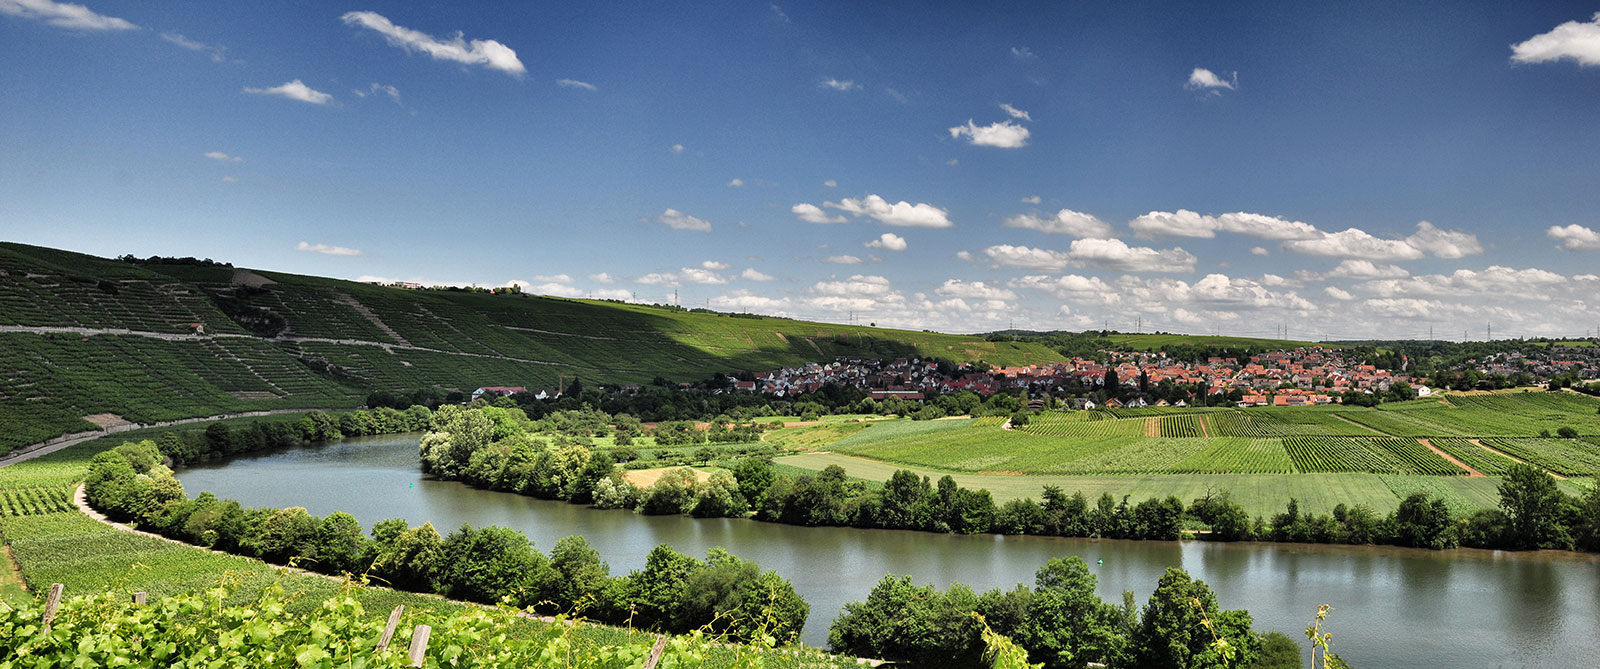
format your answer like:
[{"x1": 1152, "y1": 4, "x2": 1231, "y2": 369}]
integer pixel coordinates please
[
  {"x1": 1017, "y1": 413, "x2": 1147, "y2": 438},
  {"x1": 1283, "y1": 437, "x2": 1464, "y2": 475},
  {"x1": 1429, "y1": 438, "x2": 1518, "y2": 476},
  {"x1": 0, "y1": 485, "x2": 72, "y2": 517}
]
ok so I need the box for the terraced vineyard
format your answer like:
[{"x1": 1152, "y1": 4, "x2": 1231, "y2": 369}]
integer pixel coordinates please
[
  {"x1": 0, "y1": 485, "x2": 73, "y2": 517},
  {"x1": 1284, "y1": 437, "x2": 1464, "y2": 475},
  {"x1": 1430, "y1": 438, "x2": 1519, "y2": 476}
]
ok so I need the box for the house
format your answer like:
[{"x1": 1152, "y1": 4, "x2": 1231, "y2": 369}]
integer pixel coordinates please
[
  {"x1": 1103, "y1": 398, "x2": 1125, "y2": 409},
  {"x1": 1069, "y1": 398, "x2": 1096, "y2": 411},
  {"x1": 472, "y1": 386, "x2": 526, "y2": 401}
]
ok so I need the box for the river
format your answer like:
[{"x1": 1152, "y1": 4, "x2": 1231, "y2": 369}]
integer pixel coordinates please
[{"x1": 175, "y1": 434, "x2": 1600, "y2": 666}]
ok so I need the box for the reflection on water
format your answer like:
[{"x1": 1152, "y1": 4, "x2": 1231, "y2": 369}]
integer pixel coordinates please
[{"x1": 177, "y1": 435, "x2": 1600, "y2": 664}]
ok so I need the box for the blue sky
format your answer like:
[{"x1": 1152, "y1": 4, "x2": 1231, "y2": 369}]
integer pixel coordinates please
[{"x1": 3, "y1": 1, "x2": 1599, "y2": 340}]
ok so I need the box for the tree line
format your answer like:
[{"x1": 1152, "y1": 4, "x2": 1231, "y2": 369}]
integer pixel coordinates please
[{"x1": 82, "y1": 441, "x2": 810, "y2": 644}]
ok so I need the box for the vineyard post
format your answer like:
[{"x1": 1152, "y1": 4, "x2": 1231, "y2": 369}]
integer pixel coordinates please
[
  {"x1": 376, "y1": 605, "x2": 404, "y2": 651},
  {"x1": 132, "y1": 592, "x2": 147, "y2": 605},
  {"x1": 406, "y1": 624, "x2": 430, "y2": 667},
  {"x1": 42, "y1": 583, "x2": 63, "y2": 630},
  {"x1": 642, "y1": 636, "x2": 670, "y2": 669}
]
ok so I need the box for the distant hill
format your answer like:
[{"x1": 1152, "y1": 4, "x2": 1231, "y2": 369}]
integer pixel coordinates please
[
  {"x1": 1106, "y1": 333, "x2": 1327, "y2": 350},
  {"x1": 0, "y1": 242, "x2": 1062, "y2": 452}
]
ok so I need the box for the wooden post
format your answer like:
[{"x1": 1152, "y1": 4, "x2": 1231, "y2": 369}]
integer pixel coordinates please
[
  {"x1": 642, "y1": 635, "x2": 670, "y2": 669},
  {"x1": 376, "y1": 605, "x2": 404, "y2": 651},
  {"x1": 406, "y1": 624, "x2": 431, "y2": 667},
  {"x1": 42, "y1": 583, "x2": 64, "y2": 630},
  {"x1": 132, "y1": 592, "x2": 147, "y2": 605}
]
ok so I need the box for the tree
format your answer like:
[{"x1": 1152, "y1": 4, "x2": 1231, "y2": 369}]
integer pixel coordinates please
[
  {"x1": 1103, "y1": 369, "x2": 1121, "y2": 399},
  {"x1": 625, "y1": 545, "x2": 702, "y2": 631},
  {"x1": 1131, "y1": 568, "x2": 1258, "y2": 669},
  {"x1": 437, "y1": 525, "x2": 549, "y2": 604},
  {"x1": 1391, "y1": 493, "x2": 1457, "y2": 549},
  {"x1": 1252, "y1": 631, "x2": 1303, "y2": 669},
  {"x1": 1018, "y1": 557, "x2": 1125, "y2": 668},
  {"x1": 312, "y1": 512, "x2": 367, "y2": 574},
  {"x1": 1498, "y1": 464, "x2": 1571, "y2": 550}
]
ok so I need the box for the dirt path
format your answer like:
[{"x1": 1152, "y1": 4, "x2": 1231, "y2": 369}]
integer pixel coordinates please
[
  {"x1": 1145, "y1": 417, "x2": 1161, "y2": 438},
  {"x1": 1199, "y1": 417, "x2": 1211, "y2": 439},
  {"x1": 1419, "y1": 438, "x2": 1484, "y2": 477},
  {"x1": 1472, "y1": 439, "x2": 1567, "y2": 480},
  {"x1": 1, "y1": 545, "x2": 25, "y2": 593},
  {"x1": 1331, "y1": 414, "x2": 1386, "y2": 436}
]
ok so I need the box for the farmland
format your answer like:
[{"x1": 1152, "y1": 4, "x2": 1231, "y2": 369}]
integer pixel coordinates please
[{"x1": 777, "y1": 392, "x2": 1600, "y2": 515}]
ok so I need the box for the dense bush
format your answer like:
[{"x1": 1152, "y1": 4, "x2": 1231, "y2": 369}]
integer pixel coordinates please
[{"x1": 82, "y1": 447, "x2": 809, "y2": 643}]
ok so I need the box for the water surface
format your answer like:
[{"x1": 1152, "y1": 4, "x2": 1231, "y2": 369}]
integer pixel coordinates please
[{"x1": 176, "y1": 434, "x2": 1600, "y2": 665}]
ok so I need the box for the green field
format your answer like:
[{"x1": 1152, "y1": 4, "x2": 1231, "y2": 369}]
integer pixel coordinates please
[{"x1": 776, "y1": 393, "x2": 1600, "y2": 516}]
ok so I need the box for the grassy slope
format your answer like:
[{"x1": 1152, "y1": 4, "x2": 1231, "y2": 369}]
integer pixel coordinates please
[{"x1": 0, "y1": 241, "x2": 1061, "y2": 451}]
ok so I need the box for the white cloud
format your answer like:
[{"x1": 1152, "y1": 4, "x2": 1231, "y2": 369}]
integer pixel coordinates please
[
  {"x1": 353, "y1": 83, "x2": 401, "y2": 104},
  {"x1": 555, "y1": 78, "x2": 596, "y2": 90},
  {"x1": 1325, "y1": 286, "x2": 1355, "y2": 301},
  {"x1": 340, "y1": 11, "x2": 525, "y2": 75},
  {"x1": 221, "y1": 176, "x2": 238, "y2": 183},
  {"x1": 1066, "y1": 238, "x2": 1197, "y2": 273},
  {"x1": 1548, "y1": 223, "x2": 1600, "y2": 251},
  {"x1": 864, "y1": 233, "x2": 907, "y2": 251},
  {"x1": 811, "y1": 275, "x2": 894, "y2": 298},
  {"x1": 948, "y1": 119, "x2": 1030, "y2": 148},
  {"x1": 1011, "y1": 46, "x2": 1036, "y2": 60},
  {"x1": 955, "y1": 250, "x2": 973, "y2": 261},
  {"x1": 711, "y1": 289, "x2": 791, "y2": 311},
  {"x1": 670, "y1": 144, "x2": 685, "y2": 154},
  {"x1": 1004, "y1": 208, "x2": 1114, "y2": 238},
  {"x1": 657, "y1": 208, "x2": 711, "y2": 232},
  {"x1": 1359, "y1": 266, "x2": 1568, "y2": 299},
  {"x1": 1326, "y1": 260, "x2": 1410, "y2": 279},
  {"x1": 727, "y1": 178, "x2": 745, "y2": 187},
  {"x1": 792, "y1": 203, "x2": 846, "y2": 224},
  {"x1": 1019, "y1": 195, "x2": 1042, "y2": 204},
  {"x1": 243, "y1": 80, "x2": 334, "y2": 105},
  {"x1": 821, "y1": 78, "x2": 860, "y2": 91},
  {"x1": 1186, "y1": 67, "x2": 1237, "y2": 91},
  {"x1": 588, "y1": 272, "x2": 617, "y2": 284},
  {"x1": 700, "y1": 260, "x2": 731, "y2": 270},
  {"x1": 1282, "y1": 228, "x2": 1424, "y2": 260},
  {"x1": 161, "y1": 33, "x2": 225, "y2": 62},
  {"x1": 1406, "y1": 221, "x2": 1483, "y2": 258},
  {"x1": 999, "y1": 103, "x2": 1032, "y2": 121},
  {"x1": 982, "y1": 245, "x2": 1071, "y2": 271},
  {"x1": 636, "y1": 267, "x2": 728, "y2": 286},
  {"x1": 531, "y1": 273, "x2": 572, "y2": 283},
  {"x1": 1364, "y1": 298, "x2": 1443, "y2": 318},
  {"x1": 204, "y1": 151, "x2": 243, "y2": 163},
  {"x1": 0, "y1": 0, "x2": 134, "y2": 30},
  {"x1": 1130, "y1": 210, "x2": 1320, "y2": 240},
  {"x1": 1250, "y1": 246, "x2": 1269, "y2": 256},
  {"x1": 1009, "y1": 274, "x2": 1116, "y2": 301},
  {"x1": 740, "y1": 268, "x2": 775, "y2": 282},
  {"x1": 823, "y1": 255, "x2": 864, "y2": 264},
  {"x1": 1511, "y1": 12, "x2": 1600, "y2": 66},
  {"x1": 936, "y1": 279, "x2": 1017, "y2": 300},
  {"x1": 823, "y1": 179, "x2": 837, "y2": 187},
  {"x1": 295, "y1": 241, "x2": 363, "y2": 256},
  {"x1": 825, "y1": 194, "x2": 953, "y2": 228},
  {"x1": 526, "y1": 282, "x2": 583, "y2": 298}
]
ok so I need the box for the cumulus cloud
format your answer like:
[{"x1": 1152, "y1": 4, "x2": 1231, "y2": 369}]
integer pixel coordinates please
[
  {"x1": 1129, "y1": 210, "x2": 1320, "y2": 240},
  {"x1": 700, "y1": 260, "x2": 731, "y2": 270},
  {"x1": 740, "y1": 268, "x2": 775, "y2": 282},
  {"x1": 0, "y1": 0, "x2": 135, "y2": 30},
  {"x1": 823, "y1": 255, "x2": 864, "y2": 264},
  {"x1": 982, "y1": 245, "x2": 1071, "y2": 271},
  {"x1": 341, "y1": 11, "x2": 525, "y2": 75},
  {"x1": 1548, "y1": 223, "x2": 1600, "y2": 251},
  {"x1": 221, "y1": 176, "x2": 239, "y2": 183},
  {"x1": 1326, "y1": 260, "x2": 1410, "y2": 279},
  {"x1": 1250, "y1": 246, "x2": 1269, "y2": 256},
  {"x1": 864, "y1": 233, "x2": 908, "y2": 251},
  {"x1": 1186, "y1": 67, "x2": 1237, "y2": 91},
  {"x1": 1358, "y1": 266, "x2": 1568, "y2": 299},
  {"x1": 657, "y1": 208, "x2": 712, "y2": 232},
  {"x1": 711, "y1": 289, "x2": 791, "y2": 311},
  {"x1": 1019, "y1": 195, "x2": 1041, "y2": 204},
  {"x1": 811, "y1": 275, "x2": 895, "y2": 298},
  {"x1": 204, "y1": 151, "x2": 243, "y2": 162},
  {"x1": 525, "y1": 282, "x2": 584, "y2": 298},
  {"x1": 555, "y1": 78, "x2": 596, "y2": 90},
  {"x1": 1510, "y1": 12, "x2": 1600, "y2": 66},
  {"x1": 531, "y1": 273, "x2": 572, "y2": 283},
  {"x1": 1282, "y1": 228, "x2": 1424, "y2": 260},
  {"x1": 825, "y1": 195, "x2": 953, "y2": 228},
  {"x1": 726, "y1": 178, "x2": 744, "y2": 187},
  {"x1": 161, "y1": 33, "x2": 225, "y2": 61},
  {"x1": 1325, "y1": 286, "x2": 1355, "y2": 301},
  {"x1": 948, "y1": 119, "x2": 1030, "y2": 148},
  {"x1": 637, "y1": 267, "x2": 728, "y2": 286},
  {"x1": 1011, "y1": 46, "x2": 1036, "y2": 60},
  {"x1": 823, "y1": 179, "x2": 838, "y2": 187},
  {"x1": 1406, "y1": 221, "x2": 1483, "y2": 258},
  {"x1": 296, "y1": 241, "x2": 363, "y2": 256},
  {"x1": 243, "y1": 80, "x2": 334, "y2": 105},
  {"x1": 669, "y1": 144, "x2": 685, "y2": 154},
  {"x1": 999, "y1": 103, "x2": 1032, "y2": 121},
  {"x1": 1009, "y1": 274, "x2": 1116, "y2": 301},
  {"x1": 821, "y1": 78, "x2": 860, "y2": 91},
  {"x1": 935, "y1": 279, "x2": 1017, "y2": 301},
  {"x1": 1004, "y1": 208, "x2": 1114, "y2": 238},
  {"x1": 1065, "y1": 238, "x2": 1197, "y2": 272},
  {"x1": 588, "y1": 272, "x2": 617, "y2": 284},
  {"x1": 792, "y1": 203, "x2": 846, "y2": 224}
]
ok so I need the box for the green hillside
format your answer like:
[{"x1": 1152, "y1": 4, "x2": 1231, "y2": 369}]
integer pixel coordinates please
[{"x1": 0, "y1": 242, "x2": 1062, "y2": 453}]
